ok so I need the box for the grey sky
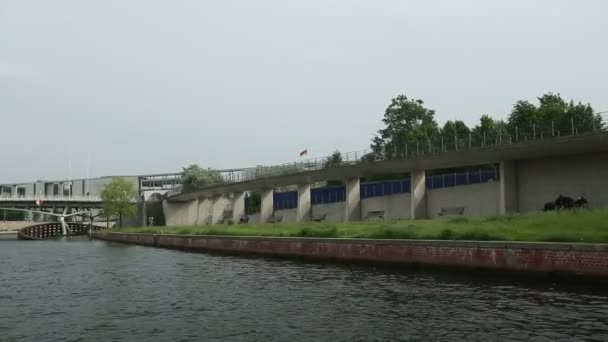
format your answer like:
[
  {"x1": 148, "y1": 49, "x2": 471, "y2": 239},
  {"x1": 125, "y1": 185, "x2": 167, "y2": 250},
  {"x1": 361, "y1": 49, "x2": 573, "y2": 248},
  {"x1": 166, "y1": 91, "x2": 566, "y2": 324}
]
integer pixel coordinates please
[{"x1": 1, "y1": 0, "x2": 607, "y2": 183}]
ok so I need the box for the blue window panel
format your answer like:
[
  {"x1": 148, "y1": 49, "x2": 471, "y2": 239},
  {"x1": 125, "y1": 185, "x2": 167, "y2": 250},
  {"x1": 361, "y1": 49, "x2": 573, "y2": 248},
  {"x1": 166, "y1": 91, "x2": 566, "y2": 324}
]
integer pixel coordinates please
[
  {"x1": 480, "y1": 170, "x2": 497, "y2": 183},
  {"x1": 273, "y1": 191, "x2": 297, "y2": 210},
  {"x1": 425, "y1": 177, "x2": 433, "y2": 189},
  {"x1": 360, "y1": 179, "x2": 411, "y2": 198},
  {"x1": 311, "y1": 186, "x2": 346, "y2": 204},
  {"x1": 469, "y1": 172, "x2": 481, "y2": 184},
  {"x1": 444, "y1": 174, "x2": 455, "y2": 187},
  {"x1": 402, "y1": 180, "x2": 411, "y2": 193},
  {"x1": 455, "y1": 173, "x2": 467, "y2": 186}
]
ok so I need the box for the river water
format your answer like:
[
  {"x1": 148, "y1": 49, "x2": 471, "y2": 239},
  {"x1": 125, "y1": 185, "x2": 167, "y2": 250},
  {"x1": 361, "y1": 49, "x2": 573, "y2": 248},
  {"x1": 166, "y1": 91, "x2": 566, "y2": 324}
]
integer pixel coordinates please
[{"x1": 1, "y1": 237, "x2": 608, "y2": 341}]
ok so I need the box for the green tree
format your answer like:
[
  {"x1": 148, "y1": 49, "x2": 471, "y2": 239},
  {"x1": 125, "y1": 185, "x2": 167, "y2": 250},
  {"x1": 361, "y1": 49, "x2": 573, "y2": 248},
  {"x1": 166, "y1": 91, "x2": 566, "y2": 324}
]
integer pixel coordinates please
[
  {"x1": 372, "y1": 95, "x2": 440, "y2": 158},
  {"x1": 471, "y1": 115, "x2": 508, "y2": 146},
  {"x1": 440, "y1": 120, "x2": 470, "y2": 150},
  {"x1": 323, "y1": 150, "x2": 343, "y2": 168},
  {"x1": 101, "y1": 177, "x2": 139, "y2": 228},
  {"x1": 180, "y1": 164, "x2": 224, "y2": 191},
  {"x1": 507, "y1": 93, "x2": 603, "y2": 137}
]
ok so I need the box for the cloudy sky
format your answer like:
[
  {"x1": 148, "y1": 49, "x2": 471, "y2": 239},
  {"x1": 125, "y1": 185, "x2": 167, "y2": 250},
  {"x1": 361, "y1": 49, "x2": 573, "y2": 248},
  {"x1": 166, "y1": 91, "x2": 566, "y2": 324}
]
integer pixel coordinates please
[{"x1": 1, "y1": 0, "x2": 607, "y2": 183}]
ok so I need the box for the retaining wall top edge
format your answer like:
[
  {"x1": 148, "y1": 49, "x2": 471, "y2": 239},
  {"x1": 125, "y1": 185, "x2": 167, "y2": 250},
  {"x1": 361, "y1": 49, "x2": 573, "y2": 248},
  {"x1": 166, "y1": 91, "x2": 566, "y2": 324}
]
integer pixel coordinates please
[{"x1": 93, "y1": 232, "x2": 608, "y2": 251}]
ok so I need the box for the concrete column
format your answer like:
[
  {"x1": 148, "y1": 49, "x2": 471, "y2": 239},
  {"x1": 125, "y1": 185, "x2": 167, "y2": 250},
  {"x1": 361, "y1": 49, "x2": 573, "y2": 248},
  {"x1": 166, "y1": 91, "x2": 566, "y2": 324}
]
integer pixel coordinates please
[
  {"x1": 193, "y1": 197, "x2": 199, "y2": 225},
  {"x1": 211, "y1": 195, "x2": 225, "y2": 224},
  {"x1": 232, "y1": 191, "x2": 246, "y2": 223},
  {"x1": 498, "y1": 160, "x2": 518, "y2": 215},
  {"x1": 260, "y1": 189, "x2": 274, "y2": 223},
  {"x1": 410, "y1": 170, "x2": 427, "y2": 219},
  {"x1": 297, "y1": 184, "x2": 311, "y2": 222},
  {"x1": 198, "y1": 198, "x2": 213, "y2": 225},
  {"x1": 345, "y1": 178, "x2": 361, "y2": 221},
  {"x1": 141, "y1": 199, "x2": 148, "y2": 226}
]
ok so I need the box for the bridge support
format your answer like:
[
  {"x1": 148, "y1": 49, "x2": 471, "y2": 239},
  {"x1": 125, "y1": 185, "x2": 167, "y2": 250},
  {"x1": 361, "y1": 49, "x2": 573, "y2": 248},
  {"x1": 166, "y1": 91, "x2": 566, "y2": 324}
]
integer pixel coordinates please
[
  {"x1": 410, "y1": 170, "x2": 427, "y2": 219},
  {"x1": 232, "y1": 192, "x2": 246, "y2": 223},
  {"x1": 498, "y1": 160, "x2": 518, "y2": 214},
  {"x1": 260, "y1": 188, "x2": 274, "y2": 223},
  {"x1": 211, "y1": 195, "x2": 226, "y2": 224},
  {"x1": 345, "y1": 178, "x2": 361, "y2": 221},
  {"x1": 297, "y1": 184, "x2": 311, "y2": 222},
  {"x1": 198, "y1": 198, "x2": 213, "y2": 225}
]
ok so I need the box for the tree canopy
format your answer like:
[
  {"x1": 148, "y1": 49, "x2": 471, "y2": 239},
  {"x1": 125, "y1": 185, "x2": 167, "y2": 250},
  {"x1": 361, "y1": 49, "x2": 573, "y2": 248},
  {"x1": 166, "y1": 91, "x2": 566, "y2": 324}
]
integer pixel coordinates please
[
  {"x1": 323, "y1": 150, "x2": 343, "y2": 168},
  {"x1": 372, "y1": 95, "x2": 439, "y2": 158},
  {"x1": 180, "y1": 164, "x2": 225, "y2": 191},
  {"x1": 371, "y1": 92, "x2": 603, "y2": 157},
  {"x1": 101, "y1": 177, "x2": 139, "y2": 227}
]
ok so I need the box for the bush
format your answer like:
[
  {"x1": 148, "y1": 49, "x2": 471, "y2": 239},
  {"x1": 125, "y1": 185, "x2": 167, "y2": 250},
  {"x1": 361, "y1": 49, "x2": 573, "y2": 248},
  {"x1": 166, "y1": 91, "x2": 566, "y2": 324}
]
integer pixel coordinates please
[{"x1": 439, "y1": 229, "x2": 455, "y2": 240}]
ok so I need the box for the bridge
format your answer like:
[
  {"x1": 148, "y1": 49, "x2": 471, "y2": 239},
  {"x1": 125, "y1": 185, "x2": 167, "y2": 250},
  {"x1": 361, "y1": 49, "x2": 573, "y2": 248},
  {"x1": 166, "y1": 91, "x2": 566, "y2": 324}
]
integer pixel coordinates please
[
  {"x1": 17, "y1": 222, "x2": 105, "y2": 240},
  {"x1": 163, "y1": 129, "x2": 608, "y2": 225}
]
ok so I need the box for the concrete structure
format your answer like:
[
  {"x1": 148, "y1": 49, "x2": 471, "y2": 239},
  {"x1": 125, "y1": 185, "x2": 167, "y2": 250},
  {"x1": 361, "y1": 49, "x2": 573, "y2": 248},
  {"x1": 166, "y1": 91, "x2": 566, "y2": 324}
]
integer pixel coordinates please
[
  {"x1": 410, "y1": 170, "x2": 426, "y2": 219},
  {"x1": 95, "y1": 232, "x2": 608, "y2": 277},
  {"x1": 427, "y1": 182, "x2": 499, "y2": 218},
  {"x1": 163, "y1": 133, "x2": 608, "y2": 226},
  {"x1": 361, "y1": 193, "x2": 411, "y2": 221},
  {"x1": 344, "y1": 178, "x2": 361, "y2": 221},
  {"x1": 297, "y1": 184, "x2": 311, "y2": 222}
]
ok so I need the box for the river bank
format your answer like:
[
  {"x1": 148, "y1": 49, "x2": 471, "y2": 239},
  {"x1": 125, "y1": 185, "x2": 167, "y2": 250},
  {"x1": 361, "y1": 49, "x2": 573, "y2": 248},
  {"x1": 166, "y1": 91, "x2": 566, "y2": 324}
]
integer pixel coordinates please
[
  {"x1": 118, "y1": 208, "x2": 608, "y2": 243},
  {"x1": 93, "y1": 231, "x2": 608, "y2": 278}
]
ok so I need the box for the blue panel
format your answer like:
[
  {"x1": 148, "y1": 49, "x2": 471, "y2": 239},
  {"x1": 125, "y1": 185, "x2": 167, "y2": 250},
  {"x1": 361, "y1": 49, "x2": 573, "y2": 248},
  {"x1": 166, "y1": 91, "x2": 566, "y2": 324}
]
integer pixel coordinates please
[
  {"x1": 311, "y1": 186, "x2": 346, "y2": 204},
  {"x1": 425, "y1": 177, "x2": 433, "y2": 189},
  {"x1": 455, "y1": 173, "x2": 467, "y2": 186},
  {"x1": 273, "y1": 191, "x2": 298, "y2": 210},
  {"x1": 480, "y1": 170, "x2": 497, "y2": 182},
  {"x1": 444, "y1": 174, "x2": 455, "y2": 187},
  {"x1": 469, "y1": 172, "x2": 481, "y2": 184}
]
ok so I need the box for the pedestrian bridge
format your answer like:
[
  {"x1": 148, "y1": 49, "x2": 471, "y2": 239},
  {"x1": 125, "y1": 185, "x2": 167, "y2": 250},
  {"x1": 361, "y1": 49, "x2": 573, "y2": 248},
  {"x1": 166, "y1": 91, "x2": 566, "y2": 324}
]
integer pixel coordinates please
[{"x1": 18, "y1": 222, "x2": 105, "y2": 240}]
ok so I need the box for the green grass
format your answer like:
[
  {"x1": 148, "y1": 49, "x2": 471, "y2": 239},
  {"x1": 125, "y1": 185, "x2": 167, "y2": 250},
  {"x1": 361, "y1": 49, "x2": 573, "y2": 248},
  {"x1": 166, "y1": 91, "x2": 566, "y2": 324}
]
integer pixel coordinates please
[{"x1": 116, "y1": 208, "x2": 608, "y2": 243}]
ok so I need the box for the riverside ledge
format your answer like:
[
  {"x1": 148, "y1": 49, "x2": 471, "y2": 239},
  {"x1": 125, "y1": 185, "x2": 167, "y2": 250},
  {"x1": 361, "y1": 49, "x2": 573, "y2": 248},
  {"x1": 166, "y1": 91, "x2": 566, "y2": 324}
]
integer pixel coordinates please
[{"x1": 93, "y1": 232, "x2": 608, "y2": 277}]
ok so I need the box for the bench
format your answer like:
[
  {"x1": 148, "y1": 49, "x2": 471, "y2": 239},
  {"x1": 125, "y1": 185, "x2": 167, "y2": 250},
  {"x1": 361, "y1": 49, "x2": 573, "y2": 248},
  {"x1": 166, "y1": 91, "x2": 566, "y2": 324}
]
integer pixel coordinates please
[
  {"x1": 438, "y1": 207, "x2": 465, "y2": 217},
  {"x1": 267, "y1": 215, "x2": 283, "y2": 224},
  {"x1": 238, "y1": 215, "x2": 250, "y2": 224},
  {"x1": 311, "y1": 213, "x2": 327, "y2": 222},
  {"x1": 364, "y1": 210, "x2": 385, "y2": 221}
]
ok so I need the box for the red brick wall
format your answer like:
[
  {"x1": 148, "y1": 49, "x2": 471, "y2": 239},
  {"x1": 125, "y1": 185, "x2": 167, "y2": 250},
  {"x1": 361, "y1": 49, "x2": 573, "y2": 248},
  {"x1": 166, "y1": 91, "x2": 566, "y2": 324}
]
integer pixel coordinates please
[{"x1": 94, "y1": 232, "x2": 608, "y2": 276}]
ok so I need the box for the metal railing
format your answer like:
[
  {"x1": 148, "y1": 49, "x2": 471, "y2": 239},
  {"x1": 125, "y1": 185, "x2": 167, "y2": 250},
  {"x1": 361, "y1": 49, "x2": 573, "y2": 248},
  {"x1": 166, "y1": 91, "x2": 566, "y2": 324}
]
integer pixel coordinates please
[
  {"x1": 0, "y1": 195, "x2": 102, "y2": 202},
  {"x1": 170, "y1": 114, "x2": 608, "y2": 197}
]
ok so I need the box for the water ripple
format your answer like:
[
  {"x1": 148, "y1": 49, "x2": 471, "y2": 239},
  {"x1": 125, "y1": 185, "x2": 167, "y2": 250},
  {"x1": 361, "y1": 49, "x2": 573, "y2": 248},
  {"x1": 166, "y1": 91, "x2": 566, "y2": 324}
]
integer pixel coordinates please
[{"x1": 1, "y1": 238, "x2": 608, "y2": 341}]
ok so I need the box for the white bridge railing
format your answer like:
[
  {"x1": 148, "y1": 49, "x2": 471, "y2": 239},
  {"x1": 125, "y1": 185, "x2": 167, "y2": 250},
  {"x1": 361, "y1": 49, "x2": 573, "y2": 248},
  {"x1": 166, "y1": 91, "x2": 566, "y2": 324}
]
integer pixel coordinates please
[{"x1": 0, "y1": 195, "x2": 102, "y2": 202}]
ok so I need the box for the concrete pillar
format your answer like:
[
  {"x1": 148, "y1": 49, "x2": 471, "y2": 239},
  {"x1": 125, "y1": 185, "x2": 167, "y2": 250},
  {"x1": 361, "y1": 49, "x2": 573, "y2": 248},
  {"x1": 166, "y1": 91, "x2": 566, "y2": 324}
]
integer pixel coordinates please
[
  {"x1": 141, "y1": 199, "x2": 148, "y2": 226},
  {"x1": 498, "y1": 160, "x2": 518, "y2": 215},
  {"x1": 345, "y1": 178, "x2": 361, "y2": 221},
  {"x1": 193, "y1": 197, "x2": 199, "y2": 225},
  {"x1": 410, "y1": 170, "x2": 427, "y2": 219},
  {"x1": 211, "y1": 195, "x2": 225, "y2": 224},
  {"x1": 297, "y1": 184, "x2": 311, "y2": 222},
  {"x1": 260, "y1": 189, "x2": 274, "y2": 223},
  {"x1": 198, "y1": 198, "x2": 213, "y2": 224},
  {"x1": 232, "y1": 191, "x2": 246, "y2": 223}
]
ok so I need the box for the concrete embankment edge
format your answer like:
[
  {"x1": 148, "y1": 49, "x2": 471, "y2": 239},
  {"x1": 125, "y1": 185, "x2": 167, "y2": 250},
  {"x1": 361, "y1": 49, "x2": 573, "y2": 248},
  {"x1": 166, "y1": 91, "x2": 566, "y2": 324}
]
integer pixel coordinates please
[{"x1": 92, "y1": 232, "x2": 608, "y2": 277}]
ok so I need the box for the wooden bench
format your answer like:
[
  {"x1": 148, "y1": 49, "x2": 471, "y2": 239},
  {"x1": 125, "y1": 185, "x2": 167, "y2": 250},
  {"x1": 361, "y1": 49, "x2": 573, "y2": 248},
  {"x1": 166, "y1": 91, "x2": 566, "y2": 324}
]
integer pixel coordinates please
[
  {"x1": 438, "y1": 207, "x2": 465, "y2": 217},
  {"x1": 364, "y1": 210, "x2": 385, "y2": 221},
  {"x1": 311, "y1": 213, "x2": 327, "y2": 222},
  {"x1": 267, "y1": 215, "x2": 283, "y2": 224}
]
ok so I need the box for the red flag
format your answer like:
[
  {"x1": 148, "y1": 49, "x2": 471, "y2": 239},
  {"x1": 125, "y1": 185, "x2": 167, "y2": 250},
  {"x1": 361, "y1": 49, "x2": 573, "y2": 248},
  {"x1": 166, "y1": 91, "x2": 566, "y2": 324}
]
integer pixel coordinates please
[{"x1": 299, "y1": 149, "x2": 308, "y2": 157}]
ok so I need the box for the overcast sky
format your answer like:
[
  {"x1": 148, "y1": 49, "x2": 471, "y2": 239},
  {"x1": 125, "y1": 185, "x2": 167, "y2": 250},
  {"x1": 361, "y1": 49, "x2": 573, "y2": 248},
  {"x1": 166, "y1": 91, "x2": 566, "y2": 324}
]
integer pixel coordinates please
[{"x1": 1, "y1": 0, "x2": 607, "y2": 183}]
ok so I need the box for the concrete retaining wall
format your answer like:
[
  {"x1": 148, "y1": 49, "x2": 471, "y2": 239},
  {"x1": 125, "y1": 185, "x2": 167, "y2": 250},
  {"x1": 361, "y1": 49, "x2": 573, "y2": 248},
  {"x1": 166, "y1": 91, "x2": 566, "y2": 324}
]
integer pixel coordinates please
[
  {"x1": 517, "y1": 152, "x2": 608, "y2": 212},
  {"x1": 274, "y1": 208, "x2": 297, "y2": 223},
  {"x1": 427, "y1": 181, "x2": 499, "y2": 218},
  {"x1": 361, "y1": 193, "x2": 411, "y2": 220},
  {"x1": 311, "y1": 202, "x2": 345, "y2": 222},
  {"x1": 93, "y1": 232, "x2": 608, "y2": 277}
]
